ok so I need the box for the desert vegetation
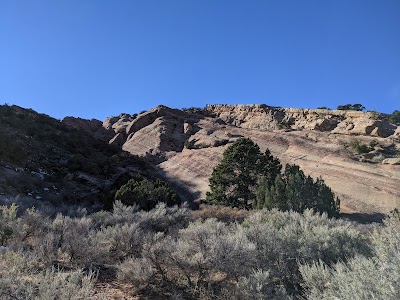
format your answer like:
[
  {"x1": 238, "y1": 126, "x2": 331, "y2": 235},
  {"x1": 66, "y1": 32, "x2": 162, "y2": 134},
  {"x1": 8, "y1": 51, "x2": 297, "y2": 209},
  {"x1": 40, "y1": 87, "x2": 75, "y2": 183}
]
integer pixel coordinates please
[
  {"x1": 1, "y1": 104, "x2": 399, "y2": 299},
  {"x1": 206, "y1": 138, "x2": 340, "y2": 217},
  {"x1": 113, "y1": 175, "x2": 181, "y2": 210},
  {"x1": 337, "y1": 103, "x2": 365, "y2": 111},
  {"x1": 388, "y1": 110, "x2": 400, "y2": 124},
  {"x1": 3, "y1": 199, "x2": 394, "y2": 299}
]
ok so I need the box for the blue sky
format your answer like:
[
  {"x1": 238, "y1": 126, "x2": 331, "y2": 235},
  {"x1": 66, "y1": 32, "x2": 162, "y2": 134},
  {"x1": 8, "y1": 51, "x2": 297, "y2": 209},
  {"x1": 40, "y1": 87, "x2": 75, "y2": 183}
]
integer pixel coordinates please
[{"x1": 1, "y1": 0, "x2": 399, "y2": 120}]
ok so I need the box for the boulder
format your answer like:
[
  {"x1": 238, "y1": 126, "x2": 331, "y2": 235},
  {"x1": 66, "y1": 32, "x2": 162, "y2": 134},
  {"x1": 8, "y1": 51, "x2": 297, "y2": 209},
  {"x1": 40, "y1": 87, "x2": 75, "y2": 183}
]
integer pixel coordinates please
[
  {"x1": 103, "y1": 114, "x2": 135, "y2": 133},
  {"x1": 184, "y1": 122, "x2": 193, "y2": 134},
  {"x1": 390, "y1": 126, "x2": 400, "y2": 141},
  {"x1": 109, "y1": 132, "x2": 127, "y2": 148},
  {"x1": 62, "y1": 116, "x2": 114, "y2": 141},
  {"x1": 102, "y1": 116, "x2": 119, "y2": 130},
  {"x1": 382, "y1": 158, "x2": 400, "y2": 165}
]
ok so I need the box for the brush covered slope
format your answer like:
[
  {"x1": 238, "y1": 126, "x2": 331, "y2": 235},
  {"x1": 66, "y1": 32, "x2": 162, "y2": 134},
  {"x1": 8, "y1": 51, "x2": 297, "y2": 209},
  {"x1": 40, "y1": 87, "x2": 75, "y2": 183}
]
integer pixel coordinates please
[{"x1": 0, "y1": 105, "x2": 152, "y2": 210}]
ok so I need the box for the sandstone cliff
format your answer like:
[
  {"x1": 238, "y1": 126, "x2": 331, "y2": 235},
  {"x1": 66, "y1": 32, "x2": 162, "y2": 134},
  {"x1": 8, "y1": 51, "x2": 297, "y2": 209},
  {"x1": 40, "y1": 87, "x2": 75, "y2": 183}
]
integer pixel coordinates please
[
  {"x1": 97, "y1": 104, "x2": 399, "y2": 217},
  {"x1": 205, "y1": 104, "x2": 397, "y2": 137}
]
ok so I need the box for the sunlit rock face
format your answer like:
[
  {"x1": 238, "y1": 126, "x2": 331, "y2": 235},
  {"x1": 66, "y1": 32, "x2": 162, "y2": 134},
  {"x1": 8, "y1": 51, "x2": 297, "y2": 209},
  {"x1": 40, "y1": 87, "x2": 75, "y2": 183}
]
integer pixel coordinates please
[{"x1": 87, "y1": 104, "x2": 399, "y2": 215}]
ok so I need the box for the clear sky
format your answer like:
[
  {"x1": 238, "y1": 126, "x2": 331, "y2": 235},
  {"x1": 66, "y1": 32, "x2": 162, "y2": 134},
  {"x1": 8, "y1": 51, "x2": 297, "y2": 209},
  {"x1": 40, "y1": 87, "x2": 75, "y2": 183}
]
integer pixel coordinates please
[{"x1": 1, "y1": 0, "x2": 399, "y2": 120}]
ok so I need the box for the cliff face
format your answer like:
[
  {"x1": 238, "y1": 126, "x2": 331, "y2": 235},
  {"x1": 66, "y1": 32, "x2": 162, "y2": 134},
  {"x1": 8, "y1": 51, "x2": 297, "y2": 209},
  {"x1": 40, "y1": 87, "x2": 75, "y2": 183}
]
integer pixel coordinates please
[
  {"x1": 205, "y1": 104, "x2": 397, "y2": 138},
  {"x1": 98, "y1": 105, "x2": 398, "y2": 215},
  {"x1": 71, "y1": 105, "x2": 400, "y2": 217}
]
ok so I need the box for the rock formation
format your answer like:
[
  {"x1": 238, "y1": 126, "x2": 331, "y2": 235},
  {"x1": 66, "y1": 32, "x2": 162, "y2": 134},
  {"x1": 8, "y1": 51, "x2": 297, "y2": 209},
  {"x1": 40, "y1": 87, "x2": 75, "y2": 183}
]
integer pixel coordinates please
[
  {"x1": 62, "y1": 116, "x2": 114, "y2": 142},
  {"x1": 66, "y1": 104, "x2": 400, "y2": 217}
]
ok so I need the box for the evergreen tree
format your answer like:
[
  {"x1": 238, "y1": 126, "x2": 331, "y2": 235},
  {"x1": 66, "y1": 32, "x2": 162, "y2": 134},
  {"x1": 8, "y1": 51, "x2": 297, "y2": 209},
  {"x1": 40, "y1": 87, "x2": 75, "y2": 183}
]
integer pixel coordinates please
[
  {"x1": 206, "y1": 138, "x2": 281, "y2": 209},
  {"x1": 262, "y1": 164, "x2": 339, "y2": 217},
  {"x1": 206, "y1": 138, "x2": 263, "y2": 209},
  {"x1": 259, "y1": 148, "x2": 282, "y2": 186},
  {"x1": 206, "y1": 137, "x2": 339, "y2": 217}
]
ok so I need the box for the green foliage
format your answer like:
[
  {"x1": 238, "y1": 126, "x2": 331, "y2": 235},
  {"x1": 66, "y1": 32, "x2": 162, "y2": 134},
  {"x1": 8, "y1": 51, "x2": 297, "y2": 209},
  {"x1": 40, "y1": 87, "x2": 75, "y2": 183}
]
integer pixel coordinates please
[
  {"x1": 114, "y1": 176, "x2": 181, "y2": 210},
  {"x1": 0, "y1": 203, "x2": 19, "y2": 245},
  {"x1": 300, "y1": 212, "x2": 400, "y2": 299},
  {"x1": 257, "y1": 165, "x2": 340, "y2": 217},
  {"x1": 206, "y1": 138, "x2": 281, "y2": 209},
  {"x1": 337, "y1": 103, "x2": 366, "y2": 111},
  {"x1": 388, "y1": 110, "x2": 400, "y2": 124},
  {"x1": 349, "y1": 139, "x2": 371, "y2": 154},
  {"x1": 369, "y1": 139, "x2": 378, "y2": 148},
  {"x1": 317, "y1": 106, "x2": 330, "y2": 110},
  {"x1": 181, "y1": 107, "x2": 203, "y2": 113},
  {"x1": 0, "y1": 199, "x2": 374, "y2": 299},
  {"x1": 207, "y1": 138, "x2": 338, "y2": 216},
  {"x1": 368, "y1": 110, "x2": 381, "y2": 120},
  {"x1": 277, "y1": 119, "x2": 292, "y2": 129},
  {"x1": 0, "y1": 104, "x2": 118, "y2": 176}
]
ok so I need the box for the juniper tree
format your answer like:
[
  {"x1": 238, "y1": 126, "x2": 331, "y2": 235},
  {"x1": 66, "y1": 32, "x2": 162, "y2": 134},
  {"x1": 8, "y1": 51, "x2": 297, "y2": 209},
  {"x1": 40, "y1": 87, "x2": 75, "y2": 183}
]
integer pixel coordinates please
[
  {"x1": 206, "y1": 138, "x2": 281, "y2": 209},
  {"x1": 261, "y1": 164, "x2": 340, "y2": 217},
  {"x1": 115, "y1": 177, "x2": 181, "y2": 211},
  {"x1": 207, "y1": 137, "x2": 339, "y2": 216}
]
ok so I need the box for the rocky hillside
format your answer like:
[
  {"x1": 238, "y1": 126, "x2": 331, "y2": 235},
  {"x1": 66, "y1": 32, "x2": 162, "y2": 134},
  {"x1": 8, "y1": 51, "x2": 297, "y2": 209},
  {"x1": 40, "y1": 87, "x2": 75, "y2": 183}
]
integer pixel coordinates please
[
  {"x1": 1, "y1": 104, "x2": 399, "y2": 219},
  {"x1": 97, "y1": 104, "x2": 400, "y2": 218},
  {"x1": 0, "y1": 105, "x2": 150, "y2": 211}
]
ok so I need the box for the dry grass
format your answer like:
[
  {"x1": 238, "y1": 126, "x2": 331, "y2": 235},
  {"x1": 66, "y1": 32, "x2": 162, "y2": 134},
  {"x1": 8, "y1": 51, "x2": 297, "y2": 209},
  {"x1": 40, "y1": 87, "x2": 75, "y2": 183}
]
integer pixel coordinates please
[{"x1": 191, "y1": 204, "x2": 252, "y2": 223}]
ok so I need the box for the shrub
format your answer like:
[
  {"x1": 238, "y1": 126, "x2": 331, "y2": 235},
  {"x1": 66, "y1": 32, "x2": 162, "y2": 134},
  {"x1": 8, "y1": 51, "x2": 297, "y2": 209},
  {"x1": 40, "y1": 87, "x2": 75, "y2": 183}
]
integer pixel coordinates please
[
  {"x1": 0, "y1": 204, "x2": 19, "y2": 245},
  {"x1": 237, "y1": 269, "x2": 289, "y2": 300},
  {"x1": 51, "y1": 215, "x2": 106, "y2": 267},
  {"x1": 244, "y1": 209, "x2": 372, "y2": 294},
  {"x1": 337, "y1": 104, "x2": 365, "y2": 111},
  {"x1": 207, "y1": 138, "x2": 339, "y2": 216},
  {"x1": 349, "y1": 139, "x2": 370, "y2": 154},
  {"x1": 388, "y1": 110, "x2": 400, "y2": 124},
  {"x1": 181, "y1": 107, "x2": 203, "y2": 114},
  {"x1": 257, "y1": 165, "x2": 340, "y2": 217},
  {"x1": 213, "y1": 138, "x2": 230, "y2": 147},
  {"x1": 114, "y1": 176, "x2": 181, "y2": 211},
  {"x1": 300, "y1": 212, "x2": 400, "y2": 299},
  {"x1": 117, "y1": 257, "x2": 155, "y2": 292},
  {"x1": 0, "y1": 251, "x2": 103, "y2": 299},
  {"x1": 184, "y1": 138, "x2": 212, "y2": 149},
  {"x1": 96, "y1": 222, "x2": 145, "y2": 261},
  {"x1": 369, "y1": 139, "x2": 379, "y2": 148}
]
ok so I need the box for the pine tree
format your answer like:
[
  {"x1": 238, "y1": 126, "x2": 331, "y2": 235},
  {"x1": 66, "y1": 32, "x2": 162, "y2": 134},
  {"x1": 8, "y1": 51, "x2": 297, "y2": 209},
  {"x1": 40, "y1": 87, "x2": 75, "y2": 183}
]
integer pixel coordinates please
[
  {"x1": 206, "y1": 137, "x2": 339, "y2": 217},
  {"x1": 206, "y1": 138, "x2": 281, "y2": 209},
  {"x1": 206, "y1": 138, "x2": 264, "y2": 209},
  {"x1": 261, "y1": 164, "x2": 340, "y2": 217}
]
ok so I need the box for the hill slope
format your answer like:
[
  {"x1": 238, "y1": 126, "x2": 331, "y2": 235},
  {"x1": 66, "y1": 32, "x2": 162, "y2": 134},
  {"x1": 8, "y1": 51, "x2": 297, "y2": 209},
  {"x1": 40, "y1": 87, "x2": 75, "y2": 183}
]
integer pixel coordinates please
[
  {"x1": 102, "y1": 105, "x2": 400, "y2": 217},
  {"x1": 1, "y1": 104, "x2": 399, "y2": 219}
]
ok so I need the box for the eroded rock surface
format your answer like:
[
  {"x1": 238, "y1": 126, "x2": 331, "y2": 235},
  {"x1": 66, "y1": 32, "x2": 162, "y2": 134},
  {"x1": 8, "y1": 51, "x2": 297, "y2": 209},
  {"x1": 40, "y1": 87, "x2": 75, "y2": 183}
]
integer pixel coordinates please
[
  {"x1": 70, "y1": 104, "x2": 400, "y2": 216},
  {"x1": 97, "y1": 105, "x2": 400, "y2": 213},
  {"x1": 62, "y1": 116, "x2": 114, "y2": 141}
]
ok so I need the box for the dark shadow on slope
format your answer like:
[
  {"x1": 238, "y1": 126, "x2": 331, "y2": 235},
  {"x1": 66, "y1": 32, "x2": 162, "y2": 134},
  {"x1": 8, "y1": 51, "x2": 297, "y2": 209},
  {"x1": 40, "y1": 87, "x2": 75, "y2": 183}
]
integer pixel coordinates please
[{"x1": 341, "y1": 212, "x2": 386, "y2": 224}]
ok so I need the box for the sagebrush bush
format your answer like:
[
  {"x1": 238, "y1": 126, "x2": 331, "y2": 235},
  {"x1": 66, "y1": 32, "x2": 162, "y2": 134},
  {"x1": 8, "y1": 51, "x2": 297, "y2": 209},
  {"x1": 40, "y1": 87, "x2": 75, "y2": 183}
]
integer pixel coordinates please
[
  {"x1": 0, "y1": 251, "x2": 103, "y2": 299},
  {"x1": 243, "y1": 209, "x2": 372, "y2": 293},
  {"x1": 300, "y1": 212, "x2": 400, "y2": 300},
  {"x1": 117, "y1": 257, "x2": 155, "y2": 292},
  {"x1": 97, "y1": 222, "x2": 145, "y2": 261},
  {"x1": 0, "y1": 200, "x2": 381, "y2": 299},
  {"x1": 237, "y1": 269, "x2": 290, "y2": 300}
]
